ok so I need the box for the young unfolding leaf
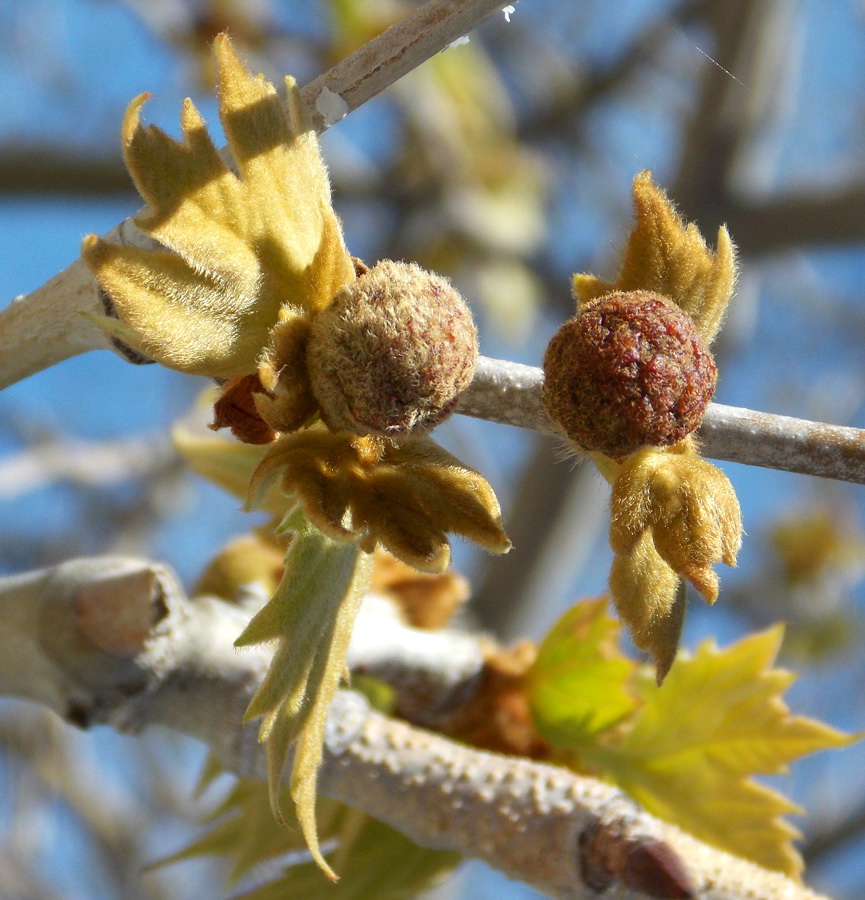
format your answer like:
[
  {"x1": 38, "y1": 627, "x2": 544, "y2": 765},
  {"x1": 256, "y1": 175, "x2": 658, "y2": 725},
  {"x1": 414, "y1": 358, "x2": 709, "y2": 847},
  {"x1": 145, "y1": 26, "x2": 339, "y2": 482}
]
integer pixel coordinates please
[
  {"x1": 155, "y1": 778, "x2": 349, "y2": 885},
  {"x1": 83, "y1": 34, "x2": 354, "y2": 377},
  {"x1": 548, "y1": 172, "x2": 742, "y2": 679},
  {"x1": 608, "y1": 537, "x2": 686, "y2": 683},
  {"x1": 605, "y1": 441, "x2": 743, "y2": 677},
  {"x1": 248, "y1": 428, "x2": 511, "y2": 574},
  {"x1": 610, "y1": 442, "x2": 742, "y2": 605},
  {"x1": 172, "y1": 418, "x2": 284, "y2": 514},
  {"x1": 581, "y1": 626, "x2": 858, "y2": 878},
  {"x1": 157, "y1": 770, "x2": 460, "y2": 899},
  {"x1": 573, "y1": 171, "x2": 737, "y2": 343},
  {"x1": 85, "y1": 30, "x2": 512, "y2": 880},
  {"x1": 235, "y1": 510, "x2": 374, "y2": 879},
  {"x1": 235, "y1": 814, "x2": 461, "y2": 900}
]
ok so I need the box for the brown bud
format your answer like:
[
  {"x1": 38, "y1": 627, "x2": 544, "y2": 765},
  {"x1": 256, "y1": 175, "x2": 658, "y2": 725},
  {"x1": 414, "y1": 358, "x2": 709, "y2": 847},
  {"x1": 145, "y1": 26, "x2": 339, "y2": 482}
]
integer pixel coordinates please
[
  {"x1": 306, "y1": 260, "x2": 478, "y2": 437},
  {"x1": 211, "y1": 373, "x2": 278, "y2": 445},
  {"x1": 543, "y1": 291, "x2": 717, "y2": 458}
]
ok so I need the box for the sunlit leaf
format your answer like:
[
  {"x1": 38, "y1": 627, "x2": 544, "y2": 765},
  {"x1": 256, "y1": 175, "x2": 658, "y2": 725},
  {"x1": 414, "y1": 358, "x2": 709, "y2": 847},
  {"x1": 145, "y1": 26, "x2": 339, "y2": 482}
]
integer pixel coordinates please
[
  {"x1": 583, "y1": 626, "x2": 859, "y2": 877},
  {"x1": 574, "y1": 171, "x2": 737, "y2": 344},
  {"x1": 249, "y1": 429, "x2": 511, "y2": 574},
  {"x1": 172, "y1": 421, "x2": 287, "y2": 518},
  {"x1": 158, "y1": 766, "x2": 460, "y2": 900},
  {"x1": 83, "y1": 34, "x2": 354, "y2": 377},
  {"x1": 527, "y1": 598, "x2": 637, "y2": 747},
  {"x1": 234, "y1": 814, "x2": 461, "y2": 900}
]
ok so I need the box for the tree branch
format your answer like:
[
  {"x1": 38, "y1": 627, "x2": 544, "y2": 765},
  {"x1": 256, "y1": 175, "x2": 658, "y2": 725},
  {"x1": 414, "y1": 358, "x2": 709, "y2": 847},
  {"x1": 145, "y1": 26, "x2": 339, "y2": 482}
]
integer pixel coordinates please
[
  {"x1": 0, "y1": 556, "x2": 831, "y2": 900},
  {"x1": 0, "y1": 148, "x2": 131, "y2": 196},
  {"x1": 456, "y1": 356, "x2": 865, "y2": 485},
  {"x1": 0, "y1": 0, "x2": 517, "y2": 389},
  {"x1": 0, "y1": 435, "x2": 176, "y2": 499},
  {"x1": 299, "y1": 0, "x2": 516, "y2": 132}
]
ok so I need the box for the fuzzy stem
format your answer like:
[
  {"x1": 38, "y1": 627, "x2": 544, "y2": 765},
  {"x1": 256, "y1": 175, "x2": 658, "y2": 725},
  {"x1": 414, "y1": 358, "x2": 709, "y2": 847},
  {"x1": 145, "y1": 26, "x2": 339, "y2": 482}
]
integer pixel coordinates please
[
  {"x1": 0, "y1": 556, "x2": 833, "y2": 900},
  {"x1": 457, "y1": 356, "x2": 865, "y2": 485}
]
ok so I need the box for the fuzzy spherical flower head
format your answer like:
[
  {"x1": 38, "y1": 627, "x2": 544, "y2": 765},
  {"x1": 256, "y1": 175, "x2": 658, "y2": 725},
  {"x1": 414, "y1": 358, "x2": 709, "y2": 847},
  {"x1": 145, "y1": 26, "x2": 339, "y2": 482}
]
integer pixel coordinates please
[
  {"x1": 543, "y1": 290, "x2": 717, "y2": 459},
  {"x1": 306, "y1": 260, "x2": 478, "y2": 438}
]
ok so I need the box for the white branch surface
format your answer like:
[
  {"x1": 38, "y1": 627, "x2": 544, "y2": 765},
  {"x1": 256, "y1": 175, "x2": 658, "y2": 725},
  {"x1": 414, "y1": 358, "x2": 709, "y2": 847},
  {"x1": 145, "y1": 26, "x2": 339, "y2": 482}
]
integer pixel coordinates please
[
  {"x1": 457, "y1": 356, "x2": 865, "y2": 485},
  {"x1": 0, "y1": 556, "x2": 832, "y2": 900},
  {"x1": 299, "y1": 0, "x2": 516, "y2": 131},
  {"x1": 0, "y1": 434, "x2": 175, "y2": 499}
]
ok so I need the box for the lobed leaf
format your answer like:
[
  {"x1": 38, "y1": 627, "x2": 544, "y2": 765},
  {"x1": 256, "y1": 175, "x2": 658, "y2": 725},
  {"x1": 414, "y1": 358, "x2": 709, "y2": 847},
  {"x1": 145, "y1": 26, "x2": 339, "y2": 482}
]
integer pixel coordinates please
[
  {"x1": 527, "y1": 598, "x2": 638, "y2": 748},
  {"x1": 172, "y1": 421, "x2": 289, "y2": 517},
  {"x1": 583, "y1": 626, "x2": 859, "y2": 877},
  {"x1": 610, "y1": 443, "x2": 743, "y2": 607},
  {"x1": 83, "y1": 35, "x2": 354, "y2": 378},
  {"x1": 574, "y1": 171, "x2": 737, "y2": 344},
  {"x1": 233, "y1": 813, "x2": 461, "y2": 900},
  {"x1": 248, "y1": 429, "x2": 511, "y2": 573}
]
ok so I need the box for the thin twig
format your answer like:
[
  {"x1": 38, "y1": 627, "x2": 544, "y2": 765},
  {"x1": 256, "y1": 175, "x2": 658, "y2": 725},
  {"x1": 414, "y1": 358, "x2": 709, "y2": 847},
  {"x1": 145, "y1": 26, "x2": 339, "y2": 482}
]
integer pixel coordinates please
[
  {"x1": 0, "y1": 556, "x2": 832, "y2": 900},
  {"x1": 300, "y1": 0, "x2": 517, "y2": 131},
  {"x1": 457, "y1": 356, "x2": 865, "y2": 485},
  {"x1": 0, "y1": 1, "x2": 862, "y2": 492}
]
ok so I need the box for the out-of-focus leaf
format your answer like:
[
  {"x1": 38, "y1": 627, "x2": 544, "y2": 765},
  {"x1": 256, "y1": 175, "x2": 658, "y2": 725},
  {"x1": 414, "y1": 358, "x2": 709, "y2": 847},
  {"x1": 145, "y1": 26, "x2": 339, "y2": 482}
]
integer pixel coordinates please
[
  {"x1": 771, "y1": 508, "x2": 865, "y2": 586},
  {"x1": 172, "y1": 421, "x2": 286, "y2": 518},
  {"x1": 527, "y1": 598, "x2": 638, "y2": 748},
  {"x1": 234, "y1": 813, "x2": 461, "y2": 900},
  {"x1": 158, "y1": 772, "x2": 459, "y2": 900},
  {"x1": 155, "y1": 781, "x2": 341, "y2": 884}
]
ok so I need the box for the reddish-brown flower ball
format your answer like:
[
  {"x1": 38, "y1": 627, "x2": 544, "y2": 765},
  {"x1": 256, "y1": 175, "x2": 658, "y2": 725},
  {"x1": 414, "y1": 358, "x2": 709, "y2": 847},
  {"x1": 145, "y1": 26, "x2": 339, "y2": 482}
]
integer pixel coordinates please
[
  {"x1": 307, "y1": 260, "x2": 478, "y2": 438},
  {"x1": 543, "y1": 290, "x2": 717, "y2": 458}
]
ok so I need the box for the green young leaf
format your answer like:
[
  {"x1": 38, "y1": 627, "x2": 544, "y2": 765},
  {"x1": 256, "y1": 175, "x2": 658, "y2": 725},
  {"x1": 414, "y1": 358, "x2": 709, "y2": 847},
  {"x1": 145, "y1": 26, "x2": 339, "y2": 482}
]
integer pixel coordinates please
[
  {"x1": 583, "y1": 626, "x2": 860, "y2": 878},
  {"x1": 154, "y1": 779, "x2": 344, "y2": 884},
  {"x1": 527, "y1": 597, "x2": 638, "y2": 748},
  {"x1": 235, "y1": 510, "x2": 374, "y2": 880},
  {"x1": 172, "y1": 421, "x2": 289, "y2": 518}
]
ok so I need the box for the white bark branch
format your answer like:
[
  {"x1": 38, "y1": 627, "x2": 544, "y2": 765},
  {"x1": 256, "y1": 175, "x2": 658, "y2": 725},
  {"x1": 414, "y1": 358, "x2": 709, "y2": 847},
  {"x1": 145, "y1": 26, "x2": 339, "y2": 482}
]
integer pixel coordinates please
[
  {"x1": 457, "y1": 356, "x2": 865, "y2": 485},
  {"x1": 299, "y1": 0, "x2": 517, "y2": 132},
  {"x1": 0, "y1": 556, "x2": 832, "y2": 900},
  {"x1": 0, "y1": 435, "x2": 175, "y2": 499}
]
